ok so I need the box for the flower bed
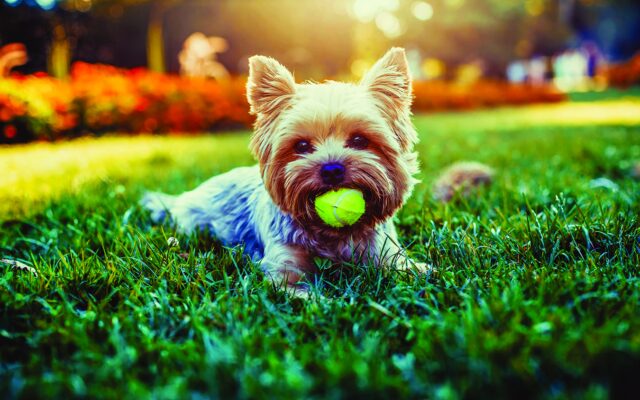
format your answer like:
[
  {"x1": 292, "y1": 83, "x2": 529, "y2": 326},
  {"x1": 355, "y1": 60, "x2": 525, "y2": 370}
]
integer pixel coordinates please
[
  {"x1": 71, "y1": 63, "x2": 252, "y2": 134},
  {"x1": 605, "y1": 53, "x2": 640, "y2": 88},
  {"x1": 0, "y1": 75, "x2": 75, "y2": 142},
  {"x1": 0, "y1": 63, "x2": 252, "y2": 143},
  {"x1": 0, "y1": 62, "x2": 566, "y2": 143},
  {"x1": 412, "y1": 80, "x2": 565, "y2": 111}
]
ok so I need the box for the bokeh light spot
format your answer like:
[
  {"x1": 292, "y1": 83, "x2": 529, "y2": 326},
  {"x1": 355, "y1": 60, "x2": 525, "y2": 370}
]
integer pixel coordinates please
[
  {"x1": 75, "y1": 0, "x2": 92, "y2": 13},
  {"x1": 375, "y1": 12, "x2": 402, "y2": 38},
  {"x1": 35, "y1": 0, "x2": 57, "y2": 10},
  {"x1": 525, "y1": 0, "x2": 545, "y2": 16},
  {"x1": 352, "y1": 0, "x2": 399, "y2": 23},
  {"x1": 412, "y1": 1, "x2": 434, "y2": 21},
  {"x1": 422, "y1": 58, "x2": 445, "y2": 79}
]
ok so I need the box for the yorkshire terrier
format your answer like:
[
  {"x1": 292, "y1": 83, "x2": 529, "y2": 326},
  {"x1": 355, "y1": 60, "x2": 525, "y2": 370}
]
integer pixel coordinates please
[{"x1": 141, "y1": 48, "x2": 427, "y2": 295}]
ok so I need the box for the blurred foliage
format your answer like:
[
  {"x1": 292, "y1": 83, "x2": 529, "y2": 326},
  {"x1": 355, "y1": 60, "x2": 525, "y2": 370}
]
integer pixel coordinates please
[
  {"x1": 605, "y1": 52, "x2": 640, "y2": 87},
  {"x1": 0, "y1": 62, "x2": 251, "y2": 143},
  {"x1": 398, "y1": 0, "x2": 571, "y2": 74}
]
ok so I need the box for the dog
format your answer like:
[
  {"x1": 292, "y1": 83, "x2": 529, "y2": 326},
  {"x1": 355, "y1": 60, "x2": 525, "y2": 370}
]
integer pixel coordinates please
[{"x1": 141, "y1": 48, "x2": 427, "y2": 295}]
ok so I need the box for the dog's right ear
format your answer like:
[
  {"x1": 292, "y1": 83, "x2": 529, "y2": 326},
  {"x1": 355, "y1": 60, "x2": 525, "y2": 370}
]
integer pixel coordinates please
[{"x1": 247, "y1": 56, "x2": 296, "y2": 116}]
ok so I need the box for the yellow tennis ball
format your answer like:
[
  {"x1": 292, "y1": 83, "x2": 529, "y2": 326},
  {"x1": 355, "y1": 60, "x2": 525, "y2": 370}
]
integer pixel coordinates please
[{"x1": 314, "y1": 188, "x2": 366, "y2": 228}]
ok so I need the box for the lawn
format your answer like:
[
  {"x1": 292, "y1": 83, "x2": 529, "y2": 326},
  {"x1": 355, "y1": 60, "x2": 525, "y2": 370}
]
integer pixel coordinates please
[{"x1": 1, "y1": 99, "x2": 639, "y2": 399}]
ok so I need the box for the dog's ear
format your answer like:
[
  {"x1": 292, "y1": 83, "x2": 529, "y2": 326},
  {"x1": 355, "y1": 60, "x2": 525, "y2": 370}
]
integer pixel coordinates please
[
  {"x1": 361, "y1": 48, "x2": 417, "y2": 151},
  {"x1": 360, "y1": 47, "x2": 412, "y2": 114},
  {"x1": 247, "y1": 56, "x2": 296, "y2": 116}
]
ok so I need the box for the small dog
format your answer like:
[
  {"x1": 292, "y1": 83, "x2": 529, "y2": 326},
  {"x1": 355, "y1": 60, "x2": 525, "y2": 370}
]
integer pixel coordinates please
[{"x1": 142, "y1": 48, "x2": 426, "y2": 295}]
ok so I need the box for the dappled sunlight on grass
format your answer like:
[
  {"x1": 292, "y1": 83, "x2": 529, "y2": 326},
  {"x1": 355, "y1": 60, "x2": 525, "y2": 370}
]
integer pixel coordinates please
[
  {"x1": 421, "y1": 98, "x2": 640, "y2": 133},
  {"x1": 420, "y1": 98, "x2": 640, "y2": 131},
  {"x1": 1, "y1": 134, "x2": 252, "y2": 218}
]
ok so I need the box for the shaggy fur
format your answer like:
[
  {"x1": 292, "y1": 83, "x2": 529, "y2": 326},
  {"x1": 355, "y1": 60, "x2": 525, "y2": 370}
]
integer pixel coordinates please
[{"x1": 141, "y1": 48, "x2": 426, "y2": 294}]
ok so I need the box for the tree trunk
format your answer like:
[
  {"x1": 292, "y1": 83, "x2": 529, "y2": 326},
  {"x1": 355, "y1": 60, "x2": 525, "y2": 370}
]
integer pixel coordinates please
[
  {"x1": 49, "y1": 19, "x2": 70, "y2": 78},
  {"x1": 147, "y1": 0, "x2": 175, "y2": 73}
]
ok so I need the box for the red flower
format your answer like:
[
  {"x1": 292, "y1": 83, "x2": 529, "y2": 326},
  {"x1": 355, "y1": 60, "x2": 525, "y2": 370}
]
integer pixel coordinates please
[{"x1": 4, "y1": 125, "x2": 17, "y2": 139}]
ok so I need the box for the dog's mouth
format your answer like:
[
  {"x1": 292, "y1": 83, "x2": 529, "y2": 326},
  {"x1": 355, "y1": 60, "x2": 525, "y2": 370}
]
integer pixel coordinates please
[{"x1": 305, "y1": 186, "x2": 375, "y2": 230}]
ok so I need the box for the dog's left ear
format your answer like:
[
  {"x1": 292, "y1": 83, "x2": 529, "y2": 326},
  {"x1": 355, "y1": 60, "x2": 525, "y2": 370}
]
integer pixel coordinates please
[
  {"x1": 360, "y1": 47, "x2": 412, "y2": 114},
  {"x1": 361, "y1": 48, "x2": 418, "y2": 151},
  {"x1": 247, "y1": 55, "x2": 296, "y2": 116}
]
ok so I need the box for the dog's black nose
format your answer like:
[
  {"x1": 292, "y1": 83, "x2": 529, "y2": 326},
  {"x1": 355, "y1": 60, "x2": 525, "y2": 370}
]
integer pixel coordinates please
[{"x1": 320, "y1": 163, "x2": 346, "y2": 185}]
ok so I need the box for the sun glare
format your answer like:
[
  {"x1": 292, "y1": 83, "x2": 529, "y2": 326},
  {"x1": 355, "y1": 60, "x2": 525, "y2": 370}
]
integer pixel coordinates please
[{"x1": 352, "y1": 0, "x2": 399, "y2": 23}]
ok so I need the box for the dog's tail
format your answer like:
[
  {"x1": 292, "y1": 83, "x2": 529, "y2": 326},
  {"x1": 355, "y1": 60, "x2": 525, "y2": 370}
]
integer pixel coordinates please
[
  {"x1": 432, "y1": 161, "x2": 494, "y2": 202},
  {"x1": 140, "y1": 192, "x2": 177, "y2": 223}
]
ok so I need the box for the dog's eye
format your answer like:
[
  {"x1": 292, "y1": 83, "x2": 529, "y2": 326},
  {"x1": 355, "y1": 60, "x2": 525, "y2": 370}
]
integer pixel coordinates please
[
  {"x1": 347, "y1": 134, "x2": 369, "y2": 150},
  {"x1": 294, "y1": 140, "x2": 314, "y2": 154}
]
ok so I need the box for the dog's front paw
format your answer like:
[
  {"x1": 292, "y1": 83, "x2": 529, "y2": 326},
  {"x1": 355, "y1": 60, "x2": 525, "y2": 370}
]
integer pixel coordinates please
[
  {"x1": 140, "y1": 192, "x2": 176, "y2": 223},
  {"x1": 411, "y1": 261, "x2": 430, "y2": 273},
  {"x1": 397, "y1": 259, "x2": 437, "y2": 276},
  {"x1": 414, "y1": 262, "x2": 438, "y2": 277},
  {"x1": 284, "y1": 282, "x2": 311, "y2": 299}
]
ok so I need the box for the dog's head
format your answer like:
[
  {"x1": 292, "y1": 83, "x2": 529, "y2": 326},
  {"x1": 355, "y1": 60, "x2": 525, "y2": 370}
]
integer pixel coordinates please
[{"x1": 246, "y1": 48, "x2": 419, "y2": 230}]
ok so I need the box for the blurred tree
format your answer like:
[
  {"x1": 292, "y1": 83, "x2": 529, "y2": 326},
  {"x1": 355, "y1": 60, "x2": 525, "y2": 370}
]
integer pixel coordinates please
[
  {"x1": 70, "y1": 0, "x2": 178, "y2": 72},
  {"x1": 2, "y1": 0, "x2": 636, "y2": 78},
  {"x1": 49, "y1": 15, "x2": 71, "y2": 78},
  {"x1": 394, "y1": 0, "x2": 573, "y2": 76},
  {"x1": 571, "y1": 0, "x2": 640, "y2": 61}
]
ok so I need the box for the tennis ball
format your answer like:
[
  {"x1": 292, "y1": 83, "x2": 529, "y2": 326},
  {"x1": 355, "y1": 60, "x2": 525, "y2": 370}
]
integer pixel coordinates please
[{"x1": 314, "y1": 188, "x2": 366, "y2": 228}]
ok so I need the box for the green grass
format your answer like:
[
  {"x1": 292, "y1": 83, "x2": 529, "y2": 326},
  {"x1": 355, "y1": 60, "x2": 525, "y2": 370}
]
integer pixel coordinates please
[
  {"x1": 1, "y1": 100, "x2": 640, "y2": 399},
  {"x1": 568, "y1": 86, "x2": 640, "y2": 103}
]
